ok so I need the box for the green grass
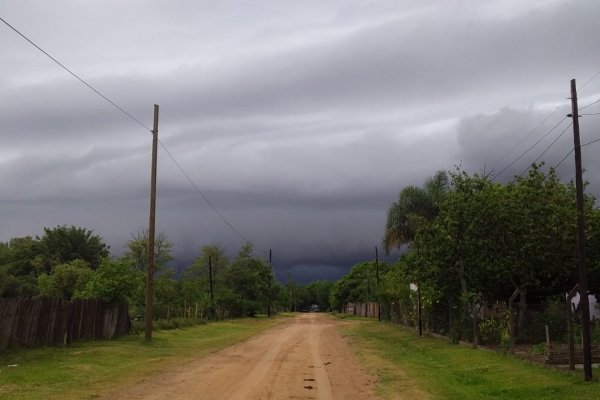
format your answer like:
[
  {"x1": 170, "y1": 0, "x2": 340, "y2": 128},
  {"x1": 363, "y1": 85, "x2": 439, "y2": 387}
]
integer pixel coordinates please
[
  {"x1": 341, "y1": 320, "x2": 599, "y2": 400},
  {"x1": 0, "y1": 317, "x2": 284, "y2": 400}
]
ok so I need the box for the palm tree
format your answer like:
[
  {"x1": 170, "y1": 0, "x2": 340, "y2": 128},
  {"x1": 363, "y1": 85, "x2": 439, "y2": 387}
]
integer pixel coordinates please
[{"x1": 383, "y1": 170, "x2": 448, "y2": 253}]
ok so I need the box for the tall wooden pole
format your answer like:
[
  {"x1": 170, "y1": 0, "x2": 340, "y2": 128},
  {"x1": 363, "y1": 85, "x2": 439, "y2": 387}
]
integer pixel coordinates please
[
  {"x1": 208, "y1": 255, "x2": 214, "y2": 318},
  {"x1": 417, "y1": 283, "x2": 423, "y2": 336},
  {"x1": 569, "y1": 79, "x2": 592, "y2": 380},
  {"x1": 145, "y1": 104, "x2": 159, "y2": 342},
  {"x1": 375, "y1": 246, "x2": 381, "y2": 322},
  {"x1": 267, "y1": 249, "x2": 272, "y2": 318}
]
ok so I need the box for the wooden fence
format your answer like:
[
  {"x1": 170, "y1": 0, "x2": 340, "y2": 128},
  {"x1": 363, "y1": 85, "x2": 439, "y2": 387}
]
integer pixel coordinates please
[
  {"x1": 0, "y1": 297, "x2": 130, "y2": 349},
  {"x1": 343, "y1": 302, "x2": 380, "y2": 318}
]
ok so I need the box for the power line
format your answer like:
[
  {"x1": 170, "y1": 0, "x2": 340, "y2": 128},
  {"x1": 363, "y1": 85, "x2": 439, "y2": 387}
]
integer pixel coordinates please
[
  {"x1": 581, "y1": 112, "x2": 600, "y2": 116},
  {"x1": 554, "y1": 136, "x2": 600, "y2": 171},
  {"x1": 2, "y1": 16, "x2": 249, "y2": 245},
  {"x1": 554, "y1": 148, "x2": 574, "y2": 170},
  {"x1": 518, "y1": 121, "x2": 572, "y2": 177},
  {"x1": 580, "y1": 70, "x2": 600, "y2": 91},
  {"x1": 493, "y1": 117, "x2": 568, "y2": 180},
  {"x1": 0, "y1": 17, "x2": 152, "y2": 132},
  {"x1": 582, "y1": 137, "x2": 600, "y2": 147},
  {"x1": 158, "y1": 141, "x2": 249, "y2": 243},
  {"x1": 580, "y1": 98, "x2": 600, "y2": 111},
  {"x1": 489, "y1": 104, "x2": 565, "y2": 175}
]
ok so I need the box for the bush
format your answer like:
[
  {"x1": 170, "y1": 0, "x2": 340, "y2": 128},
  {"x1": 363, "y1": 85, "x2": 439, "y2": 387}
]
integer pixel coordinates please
[
  {"x1": 530, "y1": 342, "x2": 547, "y2": 355},
  {"x1": 592, "y1": 320, "x2": 600, "y2": 344},
  {"x1": 153, "y1": 318, "x2": 206, "y2": 331},
  {"x1": 479, "y1": 318, "x2": 502, "y2": 345}
]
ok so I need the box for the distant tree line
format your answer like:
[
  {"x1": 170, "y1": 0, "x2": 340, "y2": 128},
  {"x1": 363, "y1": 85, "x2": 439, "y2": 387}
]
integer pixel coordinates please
[
  {"x1": 0, "y1": 225, "x2": 324, "y2": 323},
  {"x1": 331, "y1": 164, "x2": 600, "y2": 345}
]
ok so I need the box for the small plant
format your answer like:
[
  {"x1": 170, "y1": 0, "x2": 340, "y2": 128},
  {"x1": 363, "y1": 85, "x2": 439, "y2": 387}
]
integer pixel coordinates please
[
  {"x1": 530, "y1": 342, "x2": 547, "y2": 355},
  {"x1": 478, "y1": 318, "x2": 502, "y2": 345}
]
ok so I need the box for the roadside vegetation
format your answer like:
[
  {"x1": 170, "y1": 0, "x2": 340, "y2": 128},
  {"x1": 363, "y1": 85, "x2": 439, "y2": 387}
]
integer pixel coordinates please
[
  {"x1": 0, "y1": 317, "x2": 283, "y2": 400},
  {"x1": 0, "y1": 225, "x2": 289, "y2": 329},
  {"x1": 342, "y1": 318, "x2": 599, "y2": 400},
  {"x1": 331, "y1": 164, "x2": 600, "y2": 348}
]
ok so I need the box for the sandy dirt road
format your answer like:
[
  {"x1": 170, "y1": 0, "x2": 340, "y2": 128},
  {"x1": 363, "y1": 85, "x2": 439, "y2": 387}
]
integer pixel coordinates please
[{"x1": 102, "y1": 313, "x2": 381, "y2": 400}]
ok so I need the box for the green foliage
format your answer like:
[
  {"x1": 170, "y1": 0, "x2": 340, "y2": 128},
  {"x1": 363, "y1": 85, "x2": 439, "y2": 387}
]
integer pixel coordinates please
[
  {"x1": 383, "y1": 170, "x2": 448, "y2": 252},
  {"x1": 478, "y1": 318, "x2": 503, "y2": 345},
  {"x1": 121, "y1": 230, "x2": 173, "y2": 273},
  {"x1": 37, "y1": 259, "x2": 93, "y2": 300},
  {"x1": 153, "y1": 317, "x2": 204, "y2": 331},
  {"x1": 38, "y1": 225, "x2": 109, "y2": 272},
  {"x1": 77, "y1": 258, "x2": 141, "y2": 304},
  {"x1": 530, "y1": 342, "x2": 547, "y2": 355},
  {"x1": 294, "y1": 280, "x2": 333, "y2": 311},
  {"x1": 380, "y1": 164, "x2": 600, "y2": 343}
]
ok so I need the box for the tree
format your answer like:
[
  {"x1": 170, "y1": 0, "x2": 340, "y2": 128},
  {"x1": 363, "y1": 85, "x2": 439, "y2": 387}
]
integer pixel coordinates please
[
  {"x1": 186, "y1": 244, "x2": 230, "y2": 319},
  {"x1": 38, "y1": 225, "x2": 109, "y2": 273},
  {"x1": 383, "y1": 170, "x2": 448, "y2": 253},
  {"x1": 122, "y1": 230, "x2": 173, "y2": 273},
  {"x1": 0, "y1": 237, "x2": 44, "y2": 297},
  {"x1": 37, "y1": 259, "x2": 93, "y2": 300},
  {"x1": 78, "y1": 258, "x2": 140, "y2": 304},
  {"x1": 223, "y1": 244, "x2": 272, "y2": 317}
]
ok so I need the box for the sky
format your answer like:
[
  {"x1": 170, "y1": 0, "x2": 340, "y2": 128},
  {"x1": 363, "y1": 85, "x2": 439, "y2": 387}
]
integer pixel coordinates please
[{"x1": 2, "y1": 0, "x2": 600, "y2": 283}]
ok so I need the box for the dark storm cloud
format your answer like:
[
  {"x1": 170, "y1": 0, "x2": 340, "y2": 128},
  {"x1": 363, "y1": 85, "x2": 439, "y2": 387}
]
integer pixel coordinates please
[{"x1": 2, "y1": 0, "x2": 600, "y2": 281}]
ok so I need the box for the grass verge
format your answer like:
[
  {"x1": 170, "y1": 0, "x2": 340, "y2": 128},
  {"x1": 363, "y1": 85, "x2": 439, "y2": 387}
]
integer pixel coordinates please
[
  {"x1": 0, "y1": 316, "x2": 284, "y2": 400},
  {"x1": 340, "y1": 319, "x2": 599, "y2": 400}
]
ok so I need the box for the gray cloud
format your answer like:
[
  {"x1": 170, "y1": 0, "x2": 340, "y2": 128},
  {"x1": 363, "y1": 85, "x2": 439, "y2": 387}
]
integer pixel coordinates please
[{"x1": 2, "y1": 0, "x2": 600, "y2": 282}]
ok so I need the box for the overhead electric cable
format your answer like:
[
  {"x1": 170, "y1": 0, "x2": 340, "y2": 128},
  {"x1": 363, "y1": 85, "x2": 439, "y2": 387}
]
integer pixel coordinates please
[
  {"x1": 489, "y1": 104, "x2": 565, "y2": 174},
  {"x1": 0, "y1": 17, "x2": 152, "y2": 132},
  {"x1": 554, "y1": 148, "x2": 574, "y2": 170},
  {"x1": 1, "y1": 16, "x2": 249, "y2": 244},
  {"x1": 580, "y1": 70, "x2": 600, "y2": 91},
  {"x1": 582, "y1": 137, "x2": 600, "y2": 147},
  {"x1": 580, "y1": 98, "x2": 600, "y2": 111},
  {"x1": 492, "y1": 116, "x2": 568, "y2": 180},
  {"x1": 157, "y1": 141, "x2": 249, "y2": 243},
  {"x1": 518, "y1": 122, "x2": 572, "y2": 177}
]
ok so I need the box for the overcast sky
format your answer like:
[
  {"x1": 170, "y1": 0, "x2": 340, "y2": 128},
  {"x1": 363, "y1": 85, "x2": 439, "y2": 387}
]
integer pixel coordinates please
[{"x1": 2, "y1": 0, "x2": 600, "y2": 282}]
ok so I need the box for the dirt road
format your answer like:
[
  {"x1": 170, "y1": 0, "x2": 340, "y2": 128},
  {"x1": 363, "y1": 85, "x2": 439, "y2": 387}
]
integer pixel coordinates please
[{"x1": 103, "y1": 313, "x2": 380, "y2": 400}]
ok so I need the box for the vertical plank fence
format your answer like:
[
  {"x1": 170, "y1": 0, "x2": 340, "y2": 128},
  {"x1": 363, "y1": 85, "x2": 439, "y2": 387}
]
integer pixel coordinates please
[{"x1": 0, "y1": 297, "x2": 130, "y2": 349}]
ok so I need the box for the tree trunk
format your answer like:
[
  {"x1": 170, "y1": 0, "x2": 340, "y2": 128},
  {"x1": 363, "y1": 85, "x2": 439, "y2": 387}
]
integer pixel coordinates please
[
  {"x1": 517, "y1": 286, "x2": 528, "y2": 342},
  {"x1": 472, "y1": 299, "x2": 480, "y2": 347},
  {"x1": 508, "y1": 289, "x2": 519, "y2": 351},
  {"x1": 456, "y1": 256, "x2": 467, "y2": 295}
]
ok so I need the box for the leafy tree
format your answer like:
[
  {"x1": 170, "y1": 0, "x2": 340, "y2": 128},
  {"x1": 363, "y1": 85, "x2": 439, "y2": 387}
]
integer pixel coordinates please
[
  {"x1": 78, "y1": 258, "x2": 141, "y2": 304},
  {"x1": 296, "y1": 280, "x2": 334, "y2": 311},
  {"x1": 0, "y1": 237, "x2": 43, "y2": 297},
  {"x1": 223, "y1": 244, "x2": 272, "y2": 317},
  {"x1": 37, "y1": 259, "x2": 93, "y2": 300},
  {"x1": 185, "y1": 244, "x2": 230, "y2": 319},
  {"x1": 383, "y1": 170, "x2": 448, "y2": 252},
  {"x1": 122, "y1": 230, "x2": 173, "y2": 273},
  {"x1": 38, "y1": 225, "x2": 109, "y2": 273}
]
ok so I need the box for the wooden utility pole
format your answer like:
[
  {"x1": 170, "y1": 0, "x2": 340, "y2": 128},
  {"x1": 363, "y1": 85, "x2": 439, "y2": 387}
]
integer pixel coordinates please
[
  {"x1": 569, "y1": 79, "x2": 593, "y2": 381},
  {"x1": 375, "y1": 246, "x2": 381, "y2": 322},
  {"x1": 287, "y1": 271, "x2": 292, "y2": 312},
  {"x1": 208, "y1": 255, "x2": 214, "y2": 318},
  {"x1": 145, "y1": 104, "x2": 159, "y2": 342},
  {"x1": 267, "y1": 249, "x2": 272, "y2": 318},
  {"x1": 417, "y1": 283, "x2": 423, "y2": 336}
]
